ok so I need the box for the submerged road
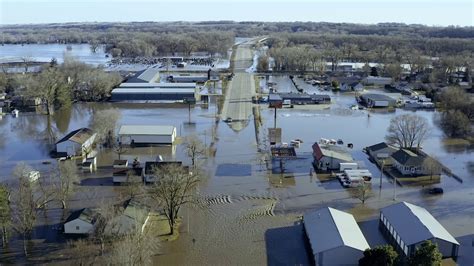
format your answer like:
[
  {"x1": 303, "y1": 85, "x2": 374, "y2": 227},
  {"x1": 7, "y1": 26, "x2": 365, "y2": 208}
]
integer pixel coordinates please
[{"x1": 221, "y1": 42, "x2": 256, "y2": 132}]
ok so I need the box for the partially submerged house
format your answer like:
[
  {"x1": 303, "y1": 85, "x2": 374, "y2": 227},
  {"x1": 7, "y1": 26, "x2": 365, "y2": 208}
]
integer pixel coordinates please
[
  {"x1": 119, "y1": 125, "x2": 177, "y2": 145},
  {"x1": 340, "y1": 82, "x2": 364, "y2": 92},
  {"x1": 391, "y1": 149, "x2": 440, "y2": 177},
  {"x1": 112, "y1": 167, "x2": 143, "y2": 185},
  {"x1": 312, "y1": 142, "x2": 354, "y2": 171},
  {"x1": 380, "y1": 202, "x2": 459, "y2": 260},
  {"x1": 56, "y1": 128, "x2": 96, "y2": 157},
  {"x1": 64, "y1": 208, "x2": 100, "y2": 235},
  {"x1": 143, "y1": 161, "x2": 188, "y2": 183},
  {"x1": 304, "y1": 207, "x2": 370, "y2": 265},
  {"x1": 108, "y1": 198, "x2": 151, "y2": 235},
  {"x1": 366, "y1": 142, "x2": 397, "y2": 162}
]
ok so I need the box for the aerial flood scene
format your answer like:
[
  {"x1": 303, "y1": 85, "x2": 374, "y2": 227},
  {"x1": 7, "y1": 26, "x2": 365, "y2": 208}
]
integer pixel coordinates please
[{"x1": 0, "y1": 0, "x2": 473, "y2": 265}]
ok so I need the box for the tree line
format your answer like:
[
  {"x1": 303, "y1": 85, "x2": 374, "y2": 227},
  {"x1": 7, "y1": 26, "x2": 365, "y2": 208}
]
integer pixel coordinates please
[
  {"x1": 265, "y1": 34, "x2": 473, "y2": 84},
  {"x1": 1, "y1": 57, "x2": 122, "y2": 114}
]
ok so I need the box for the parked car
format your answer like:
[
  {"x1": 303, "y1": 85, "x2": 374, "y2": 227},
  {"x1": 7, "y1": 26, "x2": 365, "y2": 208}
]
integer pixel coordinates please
[{"x1": 428, "y1": 187, "x2": 444, "y2": 194}]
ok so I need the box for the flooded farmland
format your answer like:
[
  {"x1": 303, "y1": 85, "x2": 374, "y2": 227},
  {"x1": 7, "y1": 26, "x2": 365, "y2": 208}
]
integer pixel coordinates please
[{"x1": 0, "y1": 83, "x2": 473, "y2": 264}]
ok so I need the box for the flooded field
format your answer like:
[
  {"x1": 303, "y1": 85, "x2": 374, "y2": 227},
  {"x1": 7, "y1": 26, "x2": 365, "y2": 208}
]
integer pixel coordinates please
[
  {"x1": 0, "y1": 44, "x2": 109, "y2": 65},
  {"x1": 0, "y1": 84, "x2": 473, "y2": 264}
]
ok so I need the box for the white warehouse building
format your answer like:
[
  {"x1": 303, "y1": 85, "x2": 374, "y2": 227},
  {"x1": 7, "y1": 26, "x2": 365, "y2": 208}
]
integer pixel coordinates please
[
  {"x1": 304, "y1": 207, "x2": 370, "y2": 265},
  {"x1": 118, "y1": 125, "x2": 177, "y2": 145}
]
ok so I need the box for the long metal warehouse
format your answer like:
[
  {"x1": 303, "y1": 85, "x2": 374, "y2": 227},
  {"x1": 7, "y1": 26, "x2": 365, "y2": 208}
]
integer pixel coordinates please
[
  {"x1": 111, "y1": 88, "x2": 196, "y2": 101},
  {"x1": 379, "y1": 202, "x2": 459, "y2": 260},
  {"x1": 118, "y1": 125, "x2": 177, "y2": 145}
]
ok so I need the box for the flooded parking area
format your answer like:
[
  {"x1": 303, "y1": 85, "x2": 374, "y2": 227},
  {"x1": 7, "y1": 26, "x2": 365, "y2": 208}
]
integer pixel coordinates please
[{"x1": 0, "y1": 85, "x2": 473, "y2": 264}]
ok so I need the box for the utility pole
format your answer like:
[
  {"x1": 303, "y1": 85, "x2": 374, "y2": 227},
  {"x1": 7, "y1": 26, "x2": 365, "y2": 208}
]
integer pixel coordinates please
[
  {"x1": 393, "y1": 175, "x2": 397, "y2": 201},
  {"x1": 379, "y1": 159, "x2": 385, "y2": 189},
  {"x1": 274, "y1": 107, "x2": 277, "y2": 128}
]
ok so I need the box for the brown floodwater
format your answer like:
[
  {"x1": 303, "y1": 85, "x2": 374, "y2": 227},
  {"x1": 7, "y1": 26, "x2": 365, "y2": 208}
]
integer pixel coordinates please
[{"x1": 0, "y1": 83, "x2": 473, "y2": 264}]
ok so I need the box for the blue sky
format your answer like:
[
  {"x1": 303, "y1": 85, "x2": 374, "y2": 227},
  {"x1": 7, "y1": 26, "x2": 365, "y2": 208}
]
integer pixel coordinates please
[{"x1": 0, "y1": 0, "x2": 472, "y2": 26}]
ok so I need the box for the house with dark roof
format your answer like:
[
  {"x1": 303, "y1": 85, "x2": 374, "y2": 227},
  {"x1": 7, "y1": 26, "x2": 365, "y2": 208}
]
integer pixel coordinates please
[
  {"x1": 366, "y1": 142, "x2": 397, "y2": 162},
  {"x1": 56, "y1": 128, "x2": 96, "y2": 156},
  {"x1": 340, "y1": 81, "x2": 364, "y2": 92},
  {"x1": 391, "y1": 149, "x2": 439, "y2": 176},
  {"x1": 64, "y1": 208, "x2": 100, "y2": 235},
  {"x1": 380, "y1": 202, "x2": 459, "y2": 260}
]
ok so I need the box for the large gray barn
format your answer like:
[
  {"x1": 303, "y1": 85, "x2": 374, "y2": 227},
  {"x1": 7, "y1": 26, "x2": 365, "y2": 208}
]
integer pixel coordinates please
[{"x1": 379, "y1": 202, "x2": 459, "y2": 260}]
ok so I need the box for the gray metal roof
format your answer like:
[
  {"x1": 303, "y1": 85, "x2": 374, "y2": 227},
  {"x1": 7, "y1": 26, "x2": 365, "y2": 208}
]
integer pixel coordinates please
[
  {"x1": 381, "y1": 202, "x2": 459, "y2": 246},
  {"x1": 360, "y1": 93, "x2": 396, "y2": 102},
  {"x1": 119, "y1": 82, "x2": 196, "y2": 88},
  {"x1": 320, "y1": 145, "x2": 353, "y2": 162},
  {"x1": 119, "y1": 125, "x2": 175, "y2": 136},
  {"x1": 112, "y1": 88, "x2": 195, "y2": 94},
  {"x1": 126, "y1": 67, "x2": 161, "y2": 83},
  {"x1": 391, "y1": 149, "x2": 426, "y2": 166},
  {"x1": 304, "y1": 207, "x2": 370, "y2": 255}
]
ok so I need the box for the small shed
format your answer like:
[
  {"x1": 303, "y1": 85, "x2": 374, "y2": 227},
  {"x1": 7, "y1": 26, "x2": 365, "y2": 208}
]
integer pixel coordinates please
[
  {"x1": 56, "y1": 128, "x2": 96, "y2": 157},
  {"x1": 119, "y1": 125, "x2": 176, "y2": 145},
  {"x1": 304, "y1": 207, "x2": 370, "y2": 265},
  {"x1": 380, "y1": 202, "x2": 459, "y2": 260},
  {"x1": 64, "y1": 208, "x2": 99, "y2": 235}
]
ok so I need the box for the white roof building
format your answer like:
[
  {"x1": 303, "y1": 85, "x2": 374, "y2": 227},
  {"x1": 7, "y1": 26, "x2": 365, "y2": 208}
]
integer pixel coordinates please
[
  {"x1": 380, "y1": 202, "x2": 459, "y2": 259},
  {"x1": 304, "y1": 207, "x2": 369, "y2": 265},
  {"x1": 119, "y1": 125, "x2": 177, "y2": 145}
]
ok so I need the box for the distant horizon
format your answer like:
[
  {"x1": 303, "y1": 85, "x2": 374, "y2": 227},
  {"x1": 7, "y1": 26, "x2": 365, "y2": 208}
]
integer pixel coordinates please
[
  {"x1": 1, "y1": 20, "x2": 473, "y2": 28},
  {"x1": 1, "y1": 0, "x2": 473, "y2": 27}
]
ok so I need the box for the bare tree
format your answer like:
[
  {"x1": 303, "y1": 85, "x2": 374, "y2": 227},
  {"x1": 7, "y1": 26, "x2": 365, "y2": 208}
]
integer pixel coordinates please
[
  {"x1": 185, "y1": 135, "x2": 205, "y2": 168},
  {"x1": 10, "y1": 163, "x2": 37, "y2": 256},
  {"x1": 0, "y1": 184, "x2": 11, "y2": 247},
  {"x1": 67, "y1": 238, "x2": 99, "y2": 266},
  {"x1": 21, "y1": 55, "x2": 33, "y2": 73},
  {"x1": 91, "y1": 108, "x2": 121, "y2": 147},
  {"x1": 109, "y1": 228, "x2": 159, "y2": 266},
  {"x1": 149, "y1": 164, "x2": 199, "y2": 235},
  {"x1": 357, "y1": 182, "x2": 372, "y2": 204},
  {"x1": 90, "y1": 202, "x2": 116, "y2": 255},
  {"x1": 25, "y1": 67, "x2": 70, "y2": 115},
  {"x1": 385, "y1": 114, "x2": 429, "y2": 150},
  {"x1": 54, "y1": 161, "x2": 79, "y2": 209},
  {"x1": 113, "y1": 141, "x2": 128, "y2": 160},
  {"x1": 423, "y1": 157, "x2": 442, "y2": 180}
]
